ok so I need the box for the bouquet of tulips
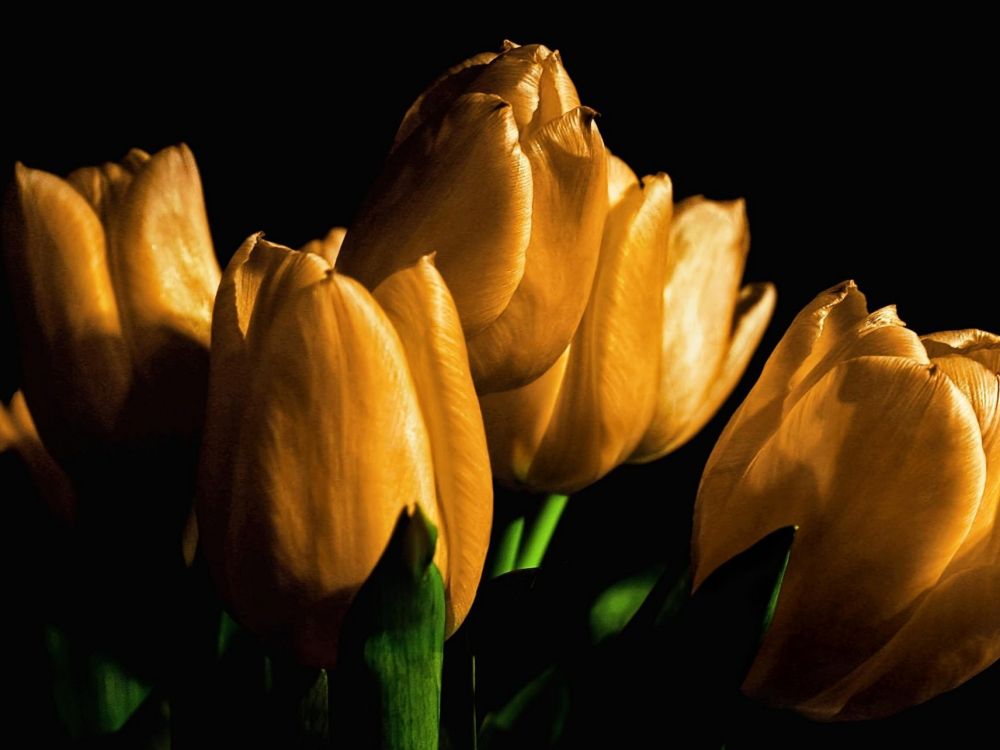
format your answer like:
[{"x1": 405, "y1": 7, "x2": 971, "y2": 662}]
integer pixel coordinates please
[{"x1": 4, "y1": 41, "x2": 998, "y2": 748}]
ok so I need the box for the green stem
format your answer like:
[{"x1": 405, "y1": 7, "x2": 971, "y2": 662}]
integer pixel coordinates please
[
  {"x1": 515, "y1": 494, "x2": 569, "y2": 570},
  {"x1": 489, "y1": 516, "x2": 525, "y2": 579}
]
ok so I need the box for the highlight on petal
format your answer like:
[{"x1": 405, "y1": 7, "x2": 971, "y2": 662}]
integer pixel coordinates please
[
  {"x1": 111, "y1": 144, "x2": 220, "y2": 361},
  {"x1": 467, "y1": 106, "x2": 608, "y2": 393},
  {"x1": 631, "y1": 198, "x2": 751, "y2": 460},
  {"x1": 524, "y1": 173, "x2": 671, "y2": 493},
  {"x1": 374, "y1": 256, "x2": 492, "y2": 634},
  {"x1": 607, "y1": 152, "x2": 639, "y2": 209},
  {"x1": 695, "y1": 356, "x2": 986, "y2": 707},
  {"x1": 631, "y1": 281, "x2": 776, "y2": 463},
  {"x1": 5, "y1": 163, "x2": 130, "y2": 457},
  {"x1": 225, "y1": 270, "x2": 437, "y2": 667},
  {"x1": 339, "y1": 92, "x2": 532, "y2": 337}
]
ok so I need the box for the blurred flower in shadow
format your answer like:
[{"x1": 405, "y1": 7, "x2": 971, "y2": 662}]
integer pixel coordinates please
[
  {"x1": 198, "y1": 234, "x2": 492, "y2": 667},
  {"x1": 694, "y1": 281, "x2": 1000, "y2": 720},
  {"x1": 4, "y1": 145, "x2": 220, "y2": 488},
  {"x1": 337, "y1": 41, "x2": 608, "y2": 393},
  {"x1": 481, "y1": 155, "x2": 774, "y2": 494}
]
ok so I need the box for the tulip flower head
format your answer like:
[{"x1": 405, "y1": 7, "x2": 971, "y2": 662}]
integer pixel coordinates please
[
  {"x1": 3, "y1": 145, "x2": 220, "y2": 479},
  {"x1": 694, "y1": 281, "x2": 1000, "y2": 720},
  {"x1": 337, "y1": 41, "x2": 609, "y2": 393},
  {"x1": 198, "y1": 234, "x2": 492, "y2": 667},
  {"x1": 482, "y1": 155, "x2": 775, "y2": 494}
]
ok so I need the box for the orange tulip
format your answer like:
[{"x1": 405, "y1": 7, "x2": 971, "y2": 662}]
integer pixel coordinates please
[
  {"x1": 3, "y1": 145, "x2": 220, "y2": 475},
  {"x1": 337, "y1": 41, "x2": 608, "y2": 393},
  {"x1": 481, "y1": 155, "x2": 774, "y2": 494},
  {"x1": 198, "y1": 234, "x2": 492, "y2": 667},
  {"x1": 693, "y1": 281, "x2": 1000, "y2": 720}
]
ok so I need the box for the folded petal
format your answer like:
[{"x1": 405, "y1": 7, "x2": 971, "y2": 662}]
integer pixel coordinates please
[
  {"x1": 525, "y1": 174, "x2": 671, "y2": 493},
  {"x1": 530, "y1": 49, "x2": 580, "y2": 133},
  {"x1": 467, "y1": 107, "x2": 608, "y2": 392},
  {"x1": 632, "y1": 198, "x2": 750, "y2": 459},
  {"x1": 226, "y1": 269, "x2": 437, "y2": 667},
  {"x1": 802, "y1": 565, "x2": 1000, "y2": 720},
  {"x1": 339, "y1": 93, "x2": 532, "y2": 336},
  {"x1": 695, "y1": 356, "x2": 986, "y2": 706},
  {"x1": 300, "y1": 226, "x2": 347, "y2": 266},
  {"x1": 631, "y1": 281, "x2": 776, "y2": 462},
  {"x1": 374, "y1": 256, "x2": 492, "y2": 633},
  {"x1": 5, "y1": 163, "x2": 130, "y2": 459}
]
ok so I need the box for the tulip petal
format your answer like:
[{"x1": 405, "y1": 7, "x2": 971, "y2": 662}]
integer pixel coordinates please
[
  {"x1": 300, "y1": 226, "x2": 347, "y2": 266},
  {"x1": 467, "y1": 106, "x2": 608, "y2": 392},
  {"x1": 530, "y1": 50, "x2": 581, "y2": 134},
  {"x1": 696, "y1": 283, "x2": 923, "y2": 525},
  {"x1": 695, "y1": 356, "x2": 986, "y2": 706},
  {"x1": 339, "y1": 93, "x2": 532, "y2": 337},
  {"x1": 226, "y1": 269, "x2": 437, "y2": 667},
  {"x1": 393, "y1": 51, "x2": 499, "y2": 148},
  {"x1": 923, "y1": 328, "x2": 1000, "y2": 375},
  {"x1": 66, "y1": 148, "x2": 150, "y2": 223},
  {"x1": 631, "y1": 198, "x2": 751, "y2": 460},
  {"x1": 525, "y1": 174, "x2": 671, "y2": 493},
  {"x1": 927, "y1": 353, "x2": 1000, "y2": 567},
  {"x1": 197, "y1": 236, "x2": 330, "y2": 598},
  {"x1": 631, "y1": 281, "x2": 776, "y2": 463},
  {"x1": 480, "y1": 347, "x2": 570, "y2": 486},
  {"x1": 112, "y1": 144, "x2": 220, "y2": 361},
  {"x1": 607, "y1": 153, "x2": 639, "y2": 208},
  {"x1": 5, "y1": 163, "x2": 130, "y2": 458},
  {"x1": 374, "y1": 256, "x2": 492, "y2": 634},
  {"x1": 802, "y1": 565, "x2": 1000, "y2": 720},
  {"x1": 467, "y1": 43, "x2": 548, "y2": 135}
]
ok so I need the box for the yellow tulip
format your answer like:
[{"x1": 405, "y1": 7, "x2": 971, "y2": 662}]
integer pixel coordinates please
[
  {"x1": 481, "y1": 155, "x2": 775, "y2": 494},
  {"x1": 0, "y1": 391, "x2": 75, "y2": 524},
  {"x1": 693, "y1": 281, "x2": 1000, "y2": 720},
  {"x1": 3, "y1": 145, "x2": 220, "y2": 475},
  {"x1": 197, "y1": 234, "x2": 492, "y2": 667},
  {"x1": 337, "y1": 41, "x2": 608, "y2": 393}
]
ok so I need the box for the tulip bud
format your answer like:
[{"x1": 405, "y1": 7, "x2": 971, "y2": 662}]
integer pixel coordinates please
[
  {"x1": 482, "y1": 155, "x2": 774, "y2": 494},
  {"x1": 3, "y1": 145, "x2": 220, "y2": 481},
  {"x1": 198, "y1": 234, "x2": 492, "y2": 667},
  {"x1": 693, "y1": 281, "x2": 1000, "y2": 720},
  {"x1": 337, "y1": 41, "x2": 608, "y2": 393}
]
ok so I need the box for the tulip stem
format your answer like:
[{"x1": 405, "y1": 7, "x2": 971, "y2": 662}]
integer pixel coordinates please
[
  {"x1": 516, "y1": 493, "x2": 569, "y2": 570},
  {"x1": 489, "y1": 517, "x2": 525, "y2": 578}
]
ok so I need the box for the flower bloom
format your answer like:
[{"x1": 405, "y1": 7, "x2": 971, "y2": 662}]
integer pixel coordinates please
[
  {"x1": 337, "y1": 41, "x2": 608, "y2": 393},
  {"x1": 481, "y1": 156, "x2": 774, "y2": 494},
  {"x1": 4, "y1": 145, "x2": 220, "y2": 476},
  {"x1": 197, "y1": 234, "x2": 492, "y2": 667},
  {"x1": 693, "y1": 281, "x2": 1000, "y2": 720}
]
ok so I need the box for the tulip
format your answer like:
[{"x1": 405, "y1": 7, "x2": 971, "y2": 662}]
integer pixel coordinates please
[
  {"x1": 337, "y1": 41, "x2": 609, "y2": 393},
  {"x1": 3, "y1": 145, "x2": 220, "y2": 477},
  {"x1": 481, "y1": 155, "x2": 775, "y2": 494},
  {"x1": 693, "y1": 281, "x2": 1000, "y2": 720},
  {"x1": 1, "y1": 391, "x2": 75, "y2": 524},
  {"x1": 197, "y1": 234, "x2": 492, "y2": 667}
]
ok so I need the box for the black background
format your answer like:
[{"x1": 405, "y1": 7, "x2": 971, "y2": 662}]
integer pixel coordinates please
[{"x1": 3, "y1": 19, "x2": 997, "y2": 747}]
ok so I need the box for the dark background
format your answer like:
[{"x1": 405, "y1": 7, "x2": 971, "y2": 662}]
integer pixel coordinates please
[{"x1": 3, "y1": 20, "x2": 997, "y2": 747}]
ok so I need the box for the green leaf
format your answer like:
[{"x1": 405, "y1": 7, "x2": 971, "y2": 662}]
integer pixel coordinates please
[
  {"x1": 329, "y1": 506, "x2": 446, "y2": 750},
  {"x1": 588, "y1": 564, "x2": 666, "y2": 643}
]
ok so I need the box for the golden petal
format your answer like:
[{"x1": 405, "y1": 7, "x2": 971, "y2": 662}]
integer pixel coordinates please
[
  {"x1": 226, "y1": 270, "x2": 437, "y2": 667},
  {"x1": 374, "y1": 256, "x2": 492, "y2": 634},
  {"x1": 339, "y1": 93, "x2": 531, "y2": 337},
  {"x1": 300, "y1": 226, "x2": 347, "y2": 266},
  {"x1": 6, "y1": 163, "x2": 130, "y2": 458},
  {"x1": 694, "y1": 356, "x2": 986, "y2": 706},
  {"x1": 802, "y1": 565, "x2": 1000, "y2": 720},
  {"x1": 631, "y1": 282, "x2": 776, "y2": 463},
  {"x1": 467, "y1": 106, "x2": 608, "y2": 393}
]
